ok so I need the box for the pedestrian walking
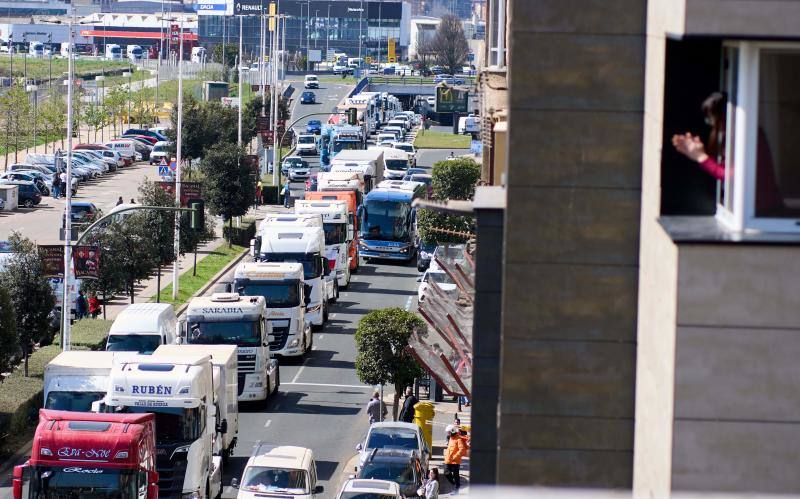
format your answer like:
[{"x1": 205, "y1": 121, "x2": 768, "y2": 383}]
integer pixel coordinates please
[
  {"x1": 398, "y1": 387, "x2": 419, "y2": 423},
  {"x1": 419, "y1": 468, "x2": 439, "y2": 499},
  {"x1": 88, "y1": 293, "x2": 101, "y2": 319},
  {"x1": 116, "y1": 196, "x2": 123, "y2": 206},
  {"x1": 282, "y1": 180, "x2": 291, "y2": 208},
  {"x1": 51, "y1": 173, "x2": 61, "y2": 199},
  {"x1": 444, "y1": 426, "x2": 468, "y2": 493},
  {"x1": 366, "y1": 391, "x2": 387, "y2": 424},
  {"x1": 59, "y1": 171, "x2": 67, "y2": 193},
  {"x1": 130, "y1": 198, "x2": 136, "y2": 204},
  {"x1": 75, "y1": 290, "x2": 88, "y2": 320},
  {"x1": 255, "y1": 180, "x2": 263, "y2": 207}
]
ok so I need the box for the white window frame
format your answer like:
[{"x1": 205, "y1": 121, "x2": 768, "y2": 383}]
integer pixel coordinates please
[
  {"x1": 487, "y1": 0, "x2": 506, "y2": 69},
  {"x1": 718, "y1": 40, "x2": 800, "y2": 233}
]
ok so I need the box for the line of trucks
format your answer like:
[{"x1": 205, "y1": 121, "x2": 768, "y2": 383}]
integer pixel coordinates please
[{"x1": 12, "y1": 105, "x2": 430, "y2": 499}]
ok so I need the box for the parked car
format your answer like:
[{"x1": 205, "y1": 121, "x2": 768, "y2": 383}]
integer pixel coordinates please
[
  {"x1": 1, "y1": 180, "x2": 43, "y2": 207},
  {"x1": 416, "y1": 241, "x2": 437, "y2": 272},
  {"x1": 417, "y1": 269, "x2": 458, "y2": 302},
  {"x1": 0, "y1": 171, "x2": 51, "y2": 196},
  {"x1": 122, "y1": 128, "x2": 167, "y2": 142},
  {"x1": 121, "y1": 134, "x2": 158, "y2": 146},
  {"x1": 336, "y1": 479, "x2": 402, "y2": 499},
  {"x1": 149, "y1": 141, "x2": 171, "y2": 165},
  {"x1": 69, "y1": 201, "x2": 102, "y2": 225},
  {"x1": 355, "y1": 448, "x2": 424, "y2": 498},
  {"x1": 434, "y1": 74, "x2": 465, "y2": 85},
  {"x1": 300, "y1": 91, "x2": 316, "y2": 104},
  {"x1": 356, "y1": 422, "x2": 431, "y2": 473},
  {"x1": 306, "y1": 120, "x2": 322, "y2": 135}
]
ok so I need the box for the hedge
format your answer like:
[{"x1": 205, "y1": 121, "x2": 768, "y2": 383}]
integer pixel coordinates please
[
  {"x1": 0, "y1": 320, "x2": 112, "y2": 457},
  {"x1": 222, "y1": 218, "x2": 257, "y2": 247}
]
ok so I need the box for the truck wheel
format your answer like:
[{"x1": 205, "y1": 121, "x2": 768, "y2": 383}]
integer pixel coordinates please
[
  {"x1": 323, "y1": 303, "x2": 329, "y2": 322},
  {"x1": 342, "y1": 268, "x2": 351, "y2": 289},
  {"x1": 273, "y1": 367, "x2": 280, "y2": 393}
]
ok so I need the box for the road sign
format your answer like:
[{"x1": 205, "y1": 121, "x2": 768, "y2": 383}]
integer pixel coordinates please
[
  {"x1": 169, "y1": 160, "x2": 177, "y2": 172},
  {"x1": 159, "y1": 158, "x2": 167, "y2": 167},
  {"x1": 436, "y1": 86, "x2": 469, "y2": 114},
  {"x1": 159, "y1": 165, "x2": 170, "y2": 177},
  {"x1": 467, "y1": 53, "x2": 475, "y2": 62}
]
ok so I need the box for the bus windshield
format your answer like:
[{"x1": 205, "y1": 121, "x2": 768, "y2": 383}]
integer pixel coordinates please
[
  {"x1": 234, "y1": 279, "x2": 301, "y2": 308},
  {"x1": 333, "y1": 141, "x2": 360, "y2": 153},
  {"x1": 185, "y1": 320, "x2": 261, "y2": 347},
  {"x1": 360, "y1": 200, "x2": 410, "y2": 242}
]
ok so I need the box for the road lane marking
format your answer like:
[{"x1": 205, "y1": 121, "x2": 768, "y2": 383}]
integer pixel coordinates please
[
  {"x1": 264, "y1": 419, "x2": 272, "y2": 428},
  {"x1": 290, "y1": 359, "x2": 307, "y2": 383},
  {"x1": 281, "y1": 382, "x2": 371, "y2": 389},
  {"x1": 319, "y1": 334, "x2": 324, "y2": 339},
  {"x1": 405, "y1": 296, "x2": 413, "y2": 311}
]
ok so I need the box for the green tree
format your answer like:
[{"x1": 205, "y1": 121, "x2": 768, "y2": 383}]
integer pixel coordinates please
[
  {"x1": 355, "y1": 308, "x2": 425, "y2": 421},
  {"x1": 431, "y1": 158, "x2": 481, "y2": 200},
  {"x1": 213, "y1": 43, "x2": 239, "y2": 70},
  {"x1": 102, "y1": 215, "x2": 158, "y2": 304},
  {"x1": 1, "y1": 232, "x2": 55, "y2": 376},
  {"x1": 165, "y1": 94, "x2": 211, "y2": 162},
  {"x1": 40, "y1": 97, "x2": 66, "y2": 154},
  {"x1": 82, "y1": 102, "x2": 107, "y2": 143},
  {"x1": 1, "y1": 84, "x2": 31, "y2": 163},
  {"x1": 201, "y1": 142, "x2": 254, "y2": 246},
  {"x1": 0, "y1": 285, "x2": 19, "y2": 375},
  {"x1": 430, "y1": 14, "x2": 470, "y2": 75},
  {"x1": 105, "y1": 86, "x2": 128, "y2": 135}
]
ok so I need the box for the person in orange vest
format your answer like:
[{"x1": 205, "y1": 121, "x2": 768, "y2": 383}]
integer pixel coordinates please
[{"x1": 443, "y1": 426, "x2": 469, "y2": 493}]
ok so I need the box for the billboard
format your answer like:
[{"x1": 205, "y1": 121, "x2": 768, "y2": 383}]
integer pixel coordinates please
[
  {"x1": 436, "y1": 86, "x2": 469, "y2": 113},
  {"x1": 40, "y1": 245, "x2": 64, "y2": 278},
  {"x1": 156, "y1": 181, "x2": 202, "y2": 207},
  {"x1": 195, "y1": 0, "x2": 233, "y2": 16},
  {"x1": 308, "y1": 49, "x2": 322, "y2": 62}
]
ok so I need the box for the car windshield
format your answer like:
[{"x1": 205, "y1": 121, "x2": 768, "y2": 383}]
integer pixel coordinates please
[
  {"x1": 241, "y1": 466, "x2": 309, "y2": 495},
  {"x1": 425, "y1": 272, "x2": 452, "y2": 285},
  {"x1": 367, "y1": 429, "x2": 419, "y2": 450},
  {"x1": 185, "y1": 320, "x2": 261, "y2": 346},
  {"x1": 299, "y1": 136, "x2": 315, "y2": 144},
  {"x1": 361, "y1": 200, "x2": 410, "y2": 241},
  {"x1": 153, "y1": 145, "x2": 165, "y2": 152},
  {"x1": 45, "y1": 391, "x2": 106, "y2": 412},
  {"x1": 116, "y1": 406, "x2": 202, "y2": 444},
  {"x1": 359, "y1": 462, "x2": 416, "y2": 486},
  {"x1": 30, "y1": 467, "x2": 138, "y2": 499},
  {"x1": 234, "y1": 279, "x2": 301, "y2": 308},
  {"x1": 395, "y1": 144, "x2": 413, "y2": 153},
  {"x1": 106, "y1": 334, "x2": 161, "y2": 354},
  {"x1": 323, "y1": 223, "x2": 346, "y2": 245},
  {"x1": 339, "y1": 494, "x2": 397, "y2": 499}
]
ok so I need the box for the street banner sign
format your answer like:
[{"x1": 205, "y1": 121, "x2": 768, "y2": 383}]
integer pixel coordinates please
[
  {"x1": 195, "y1": 0, "x2": 233, "y2": 16},
  {"x1": 170, "y1": 24, "x2": 180, "y2": 42},
  {"x1": 40, "y1": 245, "x2": 64, "y2": 278},
  {"x1": 157, "y1": 181, "x2": 202, "y2": 207},
  {"x1": 327, "y1": 49, "x2": 337, "y2": 62},
  {"x1": 73, "y1": 246, "x2": 100, "y2": 279},
  {"x1": 388, "y1": 38, "x2": 397, "y2": 63},
  {"x1": 234, "y1": 0, "x2": 263, "y2": 15},
  {"x1": 257, "y1": 116, "x2": 270, "y2": 132}
]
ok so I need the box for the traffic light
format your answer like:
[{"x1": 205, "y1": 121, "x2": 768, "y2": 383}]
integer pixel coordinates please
[
  {"x1": 347, "y1": 107, "x2": 358, "y2": 125},
  {"x1": 188, "y1": 199, "x2": 205, "y2": 231}
]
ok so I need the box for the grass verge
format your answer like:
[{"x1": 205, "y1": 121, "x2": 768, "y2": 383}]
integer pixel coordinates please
[
  {"x1": 0, "y1": 320, "x2": 112, "y2": 458},
  {"x1": 413, "y1": 130, "x2": 472, "y2": 149},
  {"x1": 151, "y1": 242, "x2": 247, "y2": 309},
  {"x1": 0, "y1": 57, "x2": 130, "y2": 80}
]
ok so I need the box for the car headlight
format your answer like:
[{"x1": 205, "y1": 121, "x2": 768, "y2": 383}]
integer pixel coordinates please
[
  {"x1": 400, "y1": 247, "x2": 409, "y2": 253},
  {"x1": 358, "y1": 240, "x2": 368, "y2": 249},
  {"x1": 288, "y1": 338, "x2": 300, "y2": 348},
  {"x1": 174, "y1": 445, "x2": 191, "y2": 454}
]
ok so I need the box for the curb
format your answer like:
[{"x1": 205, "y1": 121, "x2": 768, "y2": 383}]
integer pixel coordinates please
[{"x1": 174, "y1": 246, "x2": 249, "y2": 318}]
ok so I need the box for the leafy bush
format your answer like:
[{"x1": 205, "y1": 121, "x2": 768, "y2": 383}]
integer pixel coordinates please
[
  {"x1": 431, "y1": 158, "x2": 481, "y2": 201},
  {"x1": 417, "y1": 209, "x2": 475, "y2": 245},
  {"x1": 222, "y1": 218, "x2": 257, "y2": 247}
]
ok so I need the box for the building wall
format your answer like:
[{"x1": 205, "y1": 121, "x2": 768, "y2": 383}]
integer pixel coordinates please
[
  {"x1": 498, "y1": 0, "x2": 645, "y2": 486},
  {"x1": 670, "y1": 244, "x2": 800, "y2": 493}
]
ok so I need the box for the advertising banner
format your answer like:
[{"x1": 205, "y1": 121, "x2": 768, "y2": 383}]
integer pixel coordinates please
[
  {"x1": 72, "y1": 246, "x2": 100, "y2": 279},
  {"x1": 156, "y1": 181, "x2": 202, "y2": 207},
  {"x1": 40, "y1": 245, "x2": 64, "y2": 278}
]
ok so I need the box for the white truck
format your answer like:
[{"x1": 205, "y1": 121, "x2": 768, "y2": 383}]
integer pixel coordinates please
[
  {"x1": 317, "y1": 171, "x2": 365, "y2": 198},
  {"x1": 44, "y1": 351, "x2": 116, "y2": 412},
  {"x1": 184, "y1": 293, "x2": 280, "y2": 404},
  {"x1": 105, "y1": 43, "x2": 122, "y2": 60},
  {"x1": 191, "y1": 46, "x2": 207, "y2": 63},
  {"x1": 156, "y1": 344, "x2": 239, "y2": 463},
  {"x1": 252, "y1": 226, "x2": 332, "y2": 329},
  {"x1": 379, "y1": 147, "x2": 412, "y2": 180},
  {"x1": 106, "y1": 302, "x2": 178, "y2": 354},
  {"x1": 101, "y1": 352, "x2": 223, "y2": 499},
  {"x1": 232, "y1": 262, "x2": 313, "y2": 357},
  {"x1": 28, "y1": 41, "x2": 44, "y2": 58},
  {"x1": 330, "y1": 149, "x2": 385, "y2": 192},
  {"x1": 127, "y1": 44, "x2": 143, "y2": 61},
  {"x1": 295, "y1": 200, "x2": 351, "y2": 289}
]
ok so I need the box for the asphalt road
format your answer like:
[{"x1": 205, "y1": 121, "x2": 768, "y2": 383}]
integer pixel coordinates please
[{"x1": 210, "y1": 258, "x2": 420, "y2": 498}]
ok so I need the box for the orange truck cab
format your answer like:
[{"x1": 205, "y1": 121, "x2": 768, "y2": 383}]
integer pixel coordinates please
[{"x1": 306, "y1": 171, "x2": 365, "y2": 272}]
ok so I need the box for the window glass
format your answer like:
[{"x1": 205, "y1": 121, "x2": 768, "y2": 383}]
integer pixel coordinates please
[
  {"x1": 722, "y1": 46, "x2": 738, "y2": 214},
  {"x1": 755, "y1": 49, "x2": 800, "y2": 218}
]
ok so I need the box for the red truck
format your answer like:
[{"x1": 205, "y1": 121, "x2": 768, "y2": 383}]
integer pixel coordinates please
[{"x1": 13, "y1": 410, "x2": 159, "y2": 499}]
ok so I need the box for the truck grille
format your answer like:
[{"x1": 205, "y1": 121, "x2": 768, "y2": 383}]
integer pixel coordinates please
[
  {"x1": 238, "y1": 353, "x2": 256, "y2": 373},
  {"x1": 269, "y1": 326, "x2": 290, "y2": 351},
  {"x1": 155, "y1": 456, "x2": 187, "y2": 499}
]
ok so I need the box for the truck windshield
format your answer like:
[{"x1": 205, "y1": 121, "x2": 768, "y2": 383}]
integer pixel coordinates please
[
  {"x1": 299, "y1": 136, "x2": 315, "y2": 144},
  {"x1": 118, "y1": 406, "x2": 203, "y2": 443},
  {"x1": 360, "y1": 200, "x2": 410, "y2": 242},
  {"x1": 241, "y1": 466, "x2": 309, "y2": 495},
  {"x1": 234, "y1": 279, "x2": 301, "y2": 308},
  {"x1": 106, "y1": 334, "x2": 161, "y2": 354},
  {"x1": 30, "y1": 466, "x2": 138, "y2": 499},
  {"x1": 323, "y1": 223, "x2": 346, "y2": 245},
  {"x1": 386, "y1": 159, "x2": 409, "y2": 172},
  {"x1": 185, "y1": 321, "x2": 261, "y2": 347},
  {"x1": 333, "y1": 141, "x2": 360, "y2": 153},
  {"x1": 262, "y1": 253, "x2": 321, "y2": 280},
  {"x1": 45, "y1": 391, "x2": 106, "y2": 412}
]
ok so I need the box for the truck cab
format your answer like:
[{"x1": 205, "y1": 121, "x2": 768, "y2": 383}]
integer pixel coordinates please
[
  {"x1": 233, "y1": 262, "x2": 312, "y2": 357},
  {"x1": 13, "y1": 410, "x2": 158, "y2": 499},
  {"x1": 106, "y1": 303, "x2": 177, "y2": 354},
  {"x1": 305, "y1": 179, "x2": 362, "y2": 274},
  {"x1": 252, "y1": 226, "x2": 331, "y2": 330},
  {"x1": 184, "y1": 293, "x2": 279, "y2": 404},
  {"x1": 127, "y1": 44, "x2": 143, "y2": 61},
  {"x1": 294, "y1": 200, "x2": 352, "y2": 289},
  {"x1": 105, "y1": 44, "x2": 122, "y2": 60},
  {"x1": 101, "y1": 353, "x2": 222, "y2": 499},
  {"x1": 44, "y1": 351, "x2": 117, "y2": 412}
]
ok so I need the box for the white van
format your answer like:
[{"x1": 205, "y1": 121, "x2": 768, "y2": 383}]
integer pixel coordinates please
[
  {"x1": 105, "y1": 139, "x2": 137, "y2": 160},
  {"x1": 106, "y1": 303, "x2": 178, "y2": 354},
  {"x1": 191, "y1": 46, "x2": 207, "y2": 63},
  {"x1": 233, "y1": 444, "x2": 323, "y2": 498},
  {"x1": 304, "y1": 74, "x2": 319, "y2": 89}
]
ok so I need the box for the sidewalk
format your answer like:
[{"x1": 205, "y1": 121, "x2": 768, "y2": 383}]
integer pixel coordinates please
[{"x1": 429, "y1": 396, "x2": 471, "y2": 496}]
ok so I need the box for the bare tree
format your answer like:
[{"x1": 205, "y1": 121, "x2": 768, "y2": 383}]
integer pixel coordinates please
[{"x1": 430, "y1": 14, "x2": 469, "y2": 75}]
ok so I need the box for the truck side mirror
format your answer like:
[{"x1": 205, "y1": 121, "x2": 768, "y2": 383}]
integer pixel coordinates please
[
  {"x1": 231, "y1": 478, "x2": 240, "y2": 489},
  {"x1": 224, "y1": 282, "x2": 232, "y2": 293},
  {"x1": 314, "y1": 485, "x2": 324, "y2": 494},
  {"x1": 250, "y1": 236, "x2": 262, "y2": 258},
  {"x1": 304, "y1": 284, "x2": 312, "y2": 305},
  {"x1": 322, "y1": 257, "x2": 331, "y2": 277},
  {"x1": 217, "y1": 419, "x2": 228, "y2": 435}
]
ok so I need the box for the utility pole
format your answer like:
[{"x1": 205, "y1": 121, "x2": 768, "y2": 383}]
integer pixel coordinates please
[
  {"x1": 62, "y1": 10, "x2": 76, "y2": 351},
  {"x1": 172, "y1": 15, "x2": 185, "y2": 300},
  {"x1": 237, "y1": 15, "x2": 243, "y2": 147},
  {"x1": 271, "y1": 9, "x2": 279, "y2": 187}
]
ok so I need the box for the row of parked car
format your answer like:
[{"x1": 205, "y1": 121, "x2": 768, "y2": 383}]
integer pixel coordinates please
[{"x1": 0, "y1": 127, "x2": 169, "y2": 209}]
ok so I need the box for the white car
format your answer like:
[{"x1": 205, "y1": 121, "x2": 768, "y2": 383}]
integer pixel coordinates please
[
  {"x1": 355, "y1": 422, "x2": 431, "y2": 472},
  {"x1": 417, "y1": 269, "x2": 458, "y2": 303},
  {"x1": 336, "y1": 479, "x2": 401, "y2": 499},
  {"x1": 233, "y1": 444, "x2": 323, "y2": 499},
  {"x1": 377, "y1": 133, "x2": 396, "y2": 147},
  {"x1": 295, "y1": 134, "x2": 318, "y2": 155},
  {"x1": 304, "y1": 74, "x2": 319, "y2": 89},
  {"x1": 149, "y1": 141, "x2": 171, "y2": 165},
  {"x1": 392, "y1": 142, "x2": 416, "y2": 165}
]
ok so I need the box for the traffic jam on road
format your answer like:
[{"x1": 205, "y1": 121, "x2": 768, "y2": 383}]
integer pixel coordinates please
[{"x1": 10, "y1": 75, "x2": 455, "y2": 499}]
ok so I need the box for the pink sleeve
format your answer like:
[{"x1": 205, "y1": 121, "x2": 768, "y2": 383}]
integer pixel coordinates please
[{"x1": 698, "y1": 157, "x2": 726, "y2": 181}]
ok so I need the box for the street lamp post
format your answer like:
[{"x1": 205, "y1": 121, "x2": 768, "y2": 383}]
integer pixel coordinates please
[
  {"x1": 96, "y1": 75, "x2": 105, "y2": 142},
  {"x1": 326, "y1": 5, "x2": 331, "y2": 61},
  {"x1": 314, "y1": 10, "x2": 319, "y2": 49},
  {"x1": 171, "y1": 15, "x2": 186, "y2": 301},
  {"x1": 237, "y1": 15, "x2": 243, "y2": 147},
  {"x1": 26, "y1": 84, "x2": 38, "y2": 152},
  {"x1": 122, "y1": 70, "x2": 132, "y2": 126},
  {"x1": 62, "y1": 14, "x2": 77, "y2": 351}
]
